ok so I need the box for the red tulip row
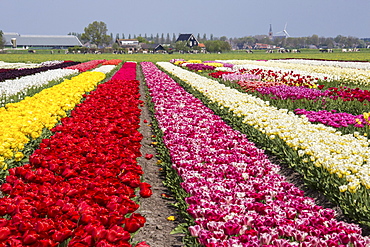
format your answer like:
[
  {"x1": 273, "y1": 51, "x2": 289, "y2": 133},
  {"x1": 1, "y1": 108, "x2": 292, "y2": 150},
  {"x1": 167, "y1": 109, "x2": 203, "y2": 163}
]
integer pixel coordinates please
[
  {"x1": 102, "y1": 60, "x2": 123, "y2": 66},
  {"x1": 0, "y1": 62, "x2": 151, "y2": 247},
  {"x1": 64, "y1": 60, "x2": 106, "y2": 72}
]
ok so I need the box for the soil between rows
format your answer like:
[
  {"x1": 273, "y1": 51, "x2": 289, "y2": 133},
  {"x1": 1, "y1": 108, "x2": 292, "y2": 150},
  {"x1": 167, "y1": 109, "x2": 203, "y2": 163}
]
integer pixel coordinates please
[{"x1": 132, "y1": 66, "x2": 184, "y2": 247}]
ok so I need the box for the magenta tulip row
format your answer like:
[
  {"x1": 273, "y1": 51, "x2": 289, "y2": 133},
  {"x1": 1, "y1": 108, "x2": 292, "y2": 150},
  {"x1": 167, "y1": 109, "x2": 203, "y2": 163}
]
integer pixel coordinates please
[{"x1": 140, "y1": 61, "x2": 370, "y2": 247}]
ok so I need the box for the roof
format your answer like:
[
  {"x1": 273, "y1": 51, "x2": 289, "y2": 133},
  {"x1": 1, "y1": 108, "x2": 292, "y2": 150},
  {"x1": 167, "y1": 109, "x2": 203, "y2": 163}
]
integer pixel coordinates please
[
  {"x1": 140, "y1": 43, "x2": 157, "y2": 49},
  {"x1": 176, "y1": 34, "x2": 195, "y2": 42},
  {"x1": 198, "y1": 43, "x2": 206, "y2": 48},
  {"x1": 140, "y1": 43, "x2": 165, "y2": 50},
  {"x1": 3, "y1": 33, "x2": 82, "y2": 47}
]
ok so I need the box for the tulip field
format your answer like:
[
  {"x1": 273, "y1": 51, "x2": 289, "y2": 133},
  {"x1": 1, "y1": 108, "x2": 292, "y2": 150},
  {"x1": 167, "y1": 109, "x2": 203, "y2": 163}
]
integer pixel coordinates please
[{"x1": 1, "y1": 54, "x2": 370, "y2": 246}]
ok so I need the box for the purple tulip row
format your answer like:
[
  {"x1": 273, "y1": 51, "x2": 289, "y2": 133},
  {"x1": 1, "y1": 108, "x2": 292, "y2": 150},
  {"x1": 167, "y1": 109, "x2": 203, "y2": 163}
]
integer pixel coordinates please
[
  {"x1": 140, "y1": 62, "x2": 369, "y2": 247},
  {"x1": 0, "y1": 61, "x2": 80, "y2": 82},
  {"x1": 256, "y1": 85, "x2": 330, "y2": 101},
  {"x1": 294, "y1": 109, "x2": 369, "y2": 128},
  {"x1": 185, "y1": 63, "x2": 216, "y2": 71}
]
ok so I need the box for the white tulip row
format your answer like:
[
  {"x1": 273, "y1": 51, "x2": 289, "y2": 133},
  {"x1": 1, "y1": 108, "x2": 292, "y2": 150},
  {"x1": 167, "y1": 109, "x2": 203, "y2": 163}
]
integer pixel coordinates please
[
  {"x1": 0, "y1": 69, "x2": 79, "y2": 107},
  {"x1": 220, "y1": 60, "x2": 330, "y2": 82},
  {"x1": 0, "y1": 60, "x2": 64, "y2": 69},
  {"x1": 92, "y1": 65, "x2": 116, "y2": 74},
  {"x1": 39, "y1": 60, "x2": 65, "y2": 67},
  {"x1": 158, "y1": 62, "x2": 370, "y2": 192},
  {"x1": 223, "y1": 60, "x2": 370, "y2": 85},
  {"x1": 274, "y1": 59, "x2": 370, "y2": 71}
]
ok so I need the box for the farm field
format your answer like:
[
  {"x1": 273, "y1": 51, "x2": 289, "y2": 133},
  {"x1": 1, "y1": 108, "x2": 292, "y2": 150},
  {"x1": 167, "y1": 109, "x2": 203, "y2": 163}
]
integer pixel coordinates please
[
  {"x1": 1, "y1": 53, "x2": 370, "y2": 246},
  {"x1": 0, "y1": 48, "x2": 370, "y2": 63}
]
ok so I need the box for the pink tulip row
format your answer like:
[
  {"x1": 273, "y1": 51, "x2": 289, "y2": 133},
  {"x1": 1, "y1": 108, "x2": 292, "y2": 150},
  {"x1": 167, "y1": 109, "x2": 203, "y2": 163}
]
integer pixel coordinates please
[
  {"x1": 221, "y1": 73, "x2": 261, "y2": 82},
  {"x1": 141, "y1": 61, "x2": 370, "y2": 247}
]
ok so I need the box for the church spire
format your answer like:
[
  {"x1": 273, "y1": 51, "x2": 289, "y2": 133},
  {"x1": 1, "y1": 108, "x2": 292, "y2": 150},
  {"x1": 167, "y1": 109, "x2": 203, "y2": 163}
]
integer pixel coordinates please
[{"x1": 269, "y1": 24, "x2": 273, "y2": 40}]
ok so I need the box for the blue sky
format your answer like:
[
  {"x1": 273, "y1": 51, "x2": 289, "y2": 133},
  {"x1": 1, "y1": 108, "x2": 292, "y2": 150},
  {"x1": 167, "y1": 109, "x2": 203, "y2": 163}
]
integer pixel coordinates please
[{"x1": 1, "y1": 0, "x2": 369, "y2": 38}]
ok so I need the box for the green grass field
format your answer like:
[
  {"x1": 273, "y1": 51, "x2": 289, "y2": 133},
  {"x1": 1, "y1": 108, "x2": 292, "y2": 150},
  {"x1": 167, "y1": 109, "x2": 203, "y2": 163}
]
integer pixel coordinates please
[{"x1": 0, "y1": 48, "x2": 369, "y2": 63}]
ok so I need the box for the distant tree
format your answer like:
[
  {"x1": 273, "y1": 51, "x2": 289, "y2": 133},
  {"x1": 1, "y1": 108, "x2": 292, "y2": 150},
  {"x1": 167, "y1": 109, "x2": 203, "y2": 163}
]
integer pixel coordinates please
[
  {"x1": 81, "y1": 21, "x2": 111, "y2": 47},
  {"x1": 204, "y1": 40, "x2": 231, "y2": 53},
  {"x1": 210, "y1": 34, "x2": 214, "y2": 41},
  {"x1": 310, "y1": 34, "x2": 319, "y2": 46},
  {"x1": 155, "y1": 33, "x2": 159, "y2": 43},
  {"x1": 220, "y1": 36, "x2": 228, "y2": 42},
  {"x1": 166, "y1": 33, "x2": 171, "y2": 44},
  {"x1": 346, "y1": 36, "x2": 360, "y2": 48},
  {"x1": 172, "y1": 33, "x2": 177, "y2": 43},
  {"x1": 112, "y1": 43, "x2": 119, "y2": 49},
  {"x1": 0, "y1": 30, "x2": 5, "y2": 49},
  {"x1": 144, "y1": 33, "x2": 148, "y2": 40},
  {"x1": 203, "y1": 33, "x2": 207, "y2": 41},
  {"x1": 334, "y1": 35, "x2": 344, "y2": 44},
  {"x1": 175, "y1": 41, "x2": 190, "y2": 52},
  {"x1": 115, "y1": 33, "x2": 120, "y2": 41},
  {"x1": 197, "y1": 33, "x2": 201, "y2": 41},
  {"x1": 358, "y1": 39, "x2": 366, "y2": 48},
  {"x1": 133, "y1": 34, "x2": 137, "y2": 39},
  {"x1": 137, "y1": 36, "x2": 148, "y2": 43},
  {"x1": 128, "y1": 34, "x2": 131, "y2": 39},
  {"x1": 122, "y1": 33, "x2": 125, "y2": 39}
]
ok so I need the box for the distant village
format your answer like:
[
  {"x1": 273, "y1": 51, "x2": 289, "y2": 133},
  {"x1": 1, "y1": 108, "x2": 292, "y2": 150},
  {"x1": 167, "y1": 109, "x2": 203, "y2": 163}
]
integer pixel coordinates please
[{"x1": 1, "y1": 25, "x2": 369, "y2": 54}]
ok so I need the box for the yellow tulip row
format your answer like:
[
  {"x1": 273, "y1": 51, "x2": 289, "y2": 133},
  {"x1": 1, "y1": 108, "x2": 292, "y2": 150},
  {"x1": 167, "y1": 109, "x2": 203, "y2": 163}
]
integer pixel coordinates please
[
  {"x1": 157, "y1": 62, "x2": 370, "y2": 193},
  {"x1": 0, "y1": 71, "x2": 106, "y2": 169},
  {"x1": 203, "y1": 62, "x2": 224, "y2": 67}
]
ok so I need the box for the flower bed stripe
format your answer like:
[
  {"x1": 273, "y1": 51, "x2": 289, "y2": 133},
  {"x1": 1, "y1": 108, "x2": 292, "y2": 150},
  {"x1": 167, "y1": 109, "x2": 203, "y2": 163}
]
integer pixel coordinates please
[
  {"x1": 0, "y1": 60, "x2": 66, "y2": 70},
  {"x1": 64, "y1": 60, "x2": 105, "y2": 72},
  {"x1": 0, "y1": 61, "x2": 42, "y2": 70},
  {"x1": 0, "y1": 62, "x2": 150, "y2": 246},
  {"x1": 158, "y1": 62, "x2": 370, "y2": 226},
  {"x1": 226, "y1": 60, "x2": 370, "y2": 85},
  {"x1": 0, "y1": 61, "x2": 80, "y2": 82},
  {"x1": 0, "y1": 68, "x2": 79, "y2": 107},
  {"x1": 275, "y1": 59, "x2": 370, "y2": 71},
  {"x1": 294, "y1": 108, "x2": 370, "y2": 128},
  {"x1": 0, "y1": 71, "x2": 106, "y2": 174},
  {"x1": 141, "y1": 61, "x2": 370, "y2": 246}
]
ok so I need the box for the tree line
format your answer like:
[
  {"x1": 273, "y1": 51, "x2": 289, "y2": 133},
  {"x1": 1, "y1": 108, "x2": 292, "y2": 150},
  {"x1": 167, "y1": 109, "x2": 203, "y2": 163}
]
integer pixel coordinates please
[
  {"x1": 231, "y1": 34, "x2": 369, "y2": 49},
  {"x1": 69, "y1": 22, "x2": 369, "y2": 53},
  {"x1": 67, "y1": 21, "x2": 231, "y2": 53}
]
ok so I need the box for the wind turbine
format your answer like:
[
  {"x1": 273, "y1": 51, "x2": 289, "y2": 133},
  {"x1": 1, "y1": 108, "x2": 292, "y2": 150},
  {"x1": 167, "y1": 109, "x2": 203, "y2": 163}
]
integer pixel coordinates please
[{"x1": 277, "y1": 23, "x2": 290, "y2": 38}]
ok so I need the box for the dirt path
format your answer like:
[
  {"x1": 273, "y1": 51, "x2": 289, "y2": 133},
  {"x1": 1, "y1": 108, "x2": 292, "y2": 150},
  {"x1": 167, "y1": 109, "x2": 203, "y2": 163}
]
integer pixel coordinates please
[{"x1": 132, "y1": 65, "x2": 184, "y2": 247}]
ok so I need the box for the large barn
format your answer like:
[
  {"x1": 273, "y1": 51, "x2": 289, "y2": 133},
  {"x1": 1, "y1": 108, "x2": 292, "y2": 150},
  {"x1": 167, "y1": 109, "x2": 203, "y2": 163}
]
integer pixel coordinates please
[{"x1": 3, "y1": 32, "x2": 82, "y2": 49}]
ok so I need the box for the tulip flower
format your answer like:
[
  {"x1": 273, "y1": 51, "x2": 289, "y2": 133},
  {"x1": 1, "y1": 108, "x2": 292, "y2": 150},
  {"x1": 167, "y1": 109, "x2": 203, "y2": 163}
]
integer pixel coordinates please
[
  {"x1": 0, "y1": 62, "x2": 150, "y2": 245},
  {"x1": 147, "y1": 61, "x2": 370, "y2": 246}
]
